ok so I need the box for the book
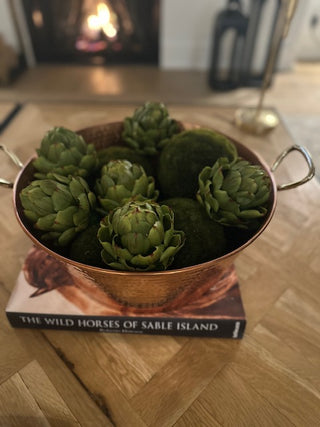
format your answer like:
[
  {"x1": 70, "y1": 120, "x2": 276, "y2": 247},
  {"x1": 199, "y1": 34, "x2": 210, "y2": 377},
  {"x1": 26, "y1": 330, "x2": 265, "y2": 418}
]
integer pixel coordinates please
[{"x1": 6, "y1": 247, "x2": 246, "y2": 338}]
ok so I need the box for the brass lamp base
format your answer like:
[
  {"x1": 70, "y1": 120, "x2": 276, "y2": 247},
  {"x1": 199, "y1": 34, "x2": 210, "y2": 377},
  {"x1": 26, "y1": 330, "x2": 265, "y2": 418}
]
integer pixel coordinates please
[{"x1": 234, "y1": 107, "x2": 280, "y2": 135}]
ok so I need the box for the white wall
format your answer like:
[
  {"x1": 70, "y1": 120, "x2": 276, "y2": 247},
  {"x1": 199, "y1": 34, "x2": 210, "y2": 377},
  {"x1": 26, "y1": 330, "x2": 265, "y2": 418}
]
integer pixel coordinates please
[
  {"x1": 159, "y1": 0, "x2": 312, "y2": 71},
  {"x1": 294, "y1": 0, "x2": 320, "y2": 61},
  {"x1": 160, "y1": 0, "x2": 222, "y2": 70},
  {"x1": 0, "y1": 1, "x2": 21, "y2": 52}
]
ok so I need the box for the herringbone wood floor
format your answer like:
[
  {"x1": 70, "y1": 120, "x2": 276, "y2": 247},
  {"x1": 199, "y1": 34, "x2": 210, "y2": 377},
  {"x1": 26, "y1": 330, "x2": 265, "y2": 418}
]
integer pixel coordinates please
[{"x1": 0, "y1": 103, "x2": 319, "y2": 426}]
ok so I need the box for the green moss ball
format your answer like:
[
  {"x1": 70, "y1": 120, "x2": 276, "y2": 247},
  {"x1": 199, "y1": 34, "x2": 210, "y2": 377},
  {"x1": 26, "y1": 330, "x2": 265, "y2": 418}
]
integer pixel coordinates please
[
  {"x1": 224, "y1": 226, "x2": 256, "y2": 253},
  {"x1": 97, "y1": 146, "x2": 154, "y2": 176},
  {"x1": 158, "y1": 129, "x2": 237, "y2": 198},
  {"x1": 162, "y1": 198, "x2": 227, "y2": 268},
  {"x1": 69, "y1": 224, "x2": 104, "y2": 267}
]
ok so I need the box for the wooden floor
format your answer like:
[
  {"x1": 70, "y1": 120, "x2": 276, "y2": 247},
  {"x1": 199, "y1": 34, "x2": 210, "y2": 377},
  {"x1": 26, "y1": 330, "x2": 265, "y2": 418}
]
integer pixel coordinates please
[
  {"x1": 0, "y1": 102, "x2": 320, "y2": 426},
  {"x1": 1, "y1": 62, "x2": 320, "y2": 114}
]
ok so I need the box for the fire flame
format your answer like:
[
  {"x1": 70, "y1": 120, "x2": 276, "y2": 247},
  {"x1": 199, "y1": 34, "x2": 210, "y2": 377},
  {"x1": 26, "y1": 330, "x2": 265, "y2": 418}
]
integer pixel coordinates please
[{"x1": 87, "y1": 2, "x2": 118, "y2": 39}]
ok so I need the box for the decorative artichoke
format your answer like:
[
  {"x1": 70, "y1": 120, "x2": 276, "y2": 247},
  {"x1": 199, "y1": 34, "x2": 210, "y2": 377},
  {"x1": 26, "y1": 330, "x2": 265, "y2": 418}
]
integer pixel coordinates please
[
  {"x1": 197, "y1": 157, "x2": 271, "y2": 229},
  {"x1": 20, "y1": 173, "x2": 96, "y2": 246},
  {"x1": 98, "y1": 201, "x2": 185, "y2": 271},
  {"x1": 33, "y1": 127, "x2": 98, "y2": 179},
  {"x1": 95, "y1": 160, "x2": 159, "y2": 213},
  {"x1": 122, "y1": 102, "x2": 181, "y2": 155},
  {"x1": 158, "y1": 128, "x2": 238, "y2": 198}
]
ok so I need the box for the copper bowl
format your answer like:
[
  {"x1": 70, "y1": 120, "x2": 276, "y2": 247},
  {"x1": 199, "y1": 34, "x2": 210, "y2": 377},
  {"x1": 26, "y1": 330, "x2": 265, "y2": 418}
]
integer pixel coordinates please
[{"x1": 5, "y1": 122, "x2": 314, "y2": 312}]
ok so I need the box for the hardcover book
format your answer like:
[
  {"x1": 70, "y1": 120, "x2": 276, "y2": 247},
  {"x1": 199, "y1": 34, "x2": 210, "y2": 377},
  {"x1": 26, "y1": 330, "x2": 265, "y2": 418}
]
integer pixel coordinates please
[{"x1": 6, "y1": 247, "x2": 246, "y2": 338}]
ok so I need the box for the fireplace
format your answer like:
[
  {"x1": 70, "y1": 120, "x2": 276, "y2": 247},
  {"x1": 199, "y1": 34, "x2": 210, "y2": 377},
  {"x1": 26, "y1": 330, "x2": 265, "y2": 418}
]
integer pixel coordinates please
[{"x1": 22, "y1": 0, "x2": 159, "y2": 65}]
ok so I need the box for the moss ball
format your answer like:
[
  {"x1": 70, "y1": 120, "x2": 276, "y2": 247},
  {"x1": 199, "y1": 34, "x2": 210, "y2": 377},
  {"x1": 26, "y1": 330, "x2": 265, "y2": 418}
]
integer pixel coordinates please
[
  {"x1": 69, "y1": 224, "x2": 104, "y2": 267},
  {"x1": 224, "y1": 226, "x2": 256, "y2": 253},
  {"x1": 97, "y1": 146, "x2": 154, "y2": 176},
  {"x1": 158, "y1": 129, "x2": 237, "y2": 198},
  {"x1": 162, "y1": 198, "x2": 227, "y2": 268}
]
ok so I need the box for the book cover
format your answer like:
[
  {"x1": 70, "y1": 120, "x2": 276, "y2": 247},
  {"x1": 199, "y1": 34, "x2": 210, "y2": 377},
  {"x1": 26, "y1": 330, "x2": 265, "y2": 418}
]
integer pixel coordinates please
[{"x1": 6, "y1": 247, "x2": 246, "y2": 338}]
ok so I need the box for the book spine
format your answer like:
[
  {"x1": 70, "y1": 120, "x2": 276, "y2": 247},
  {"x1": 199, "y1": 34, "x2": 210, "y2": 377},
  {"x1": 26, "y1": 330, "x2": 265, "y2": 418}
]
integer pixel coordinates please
[{"x1": 6, "y1": 312, "x2": 246, "y2": 339}]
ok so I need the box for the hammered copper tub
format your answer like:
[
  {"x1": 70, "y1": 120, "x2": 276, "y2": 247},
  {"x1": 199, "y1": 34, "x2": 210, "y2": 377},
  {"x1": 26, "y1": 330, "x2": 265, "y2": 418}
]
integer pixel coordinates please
[{"x1": 1, "y1": 122, "x2": 315, "y2": 312}]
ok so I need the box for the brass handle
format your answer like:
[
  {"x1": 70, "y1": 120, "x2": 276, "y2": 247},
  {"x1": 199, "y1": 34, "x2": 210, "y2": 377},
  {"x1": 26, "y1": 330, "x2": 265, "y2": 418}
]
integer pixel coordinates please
[
  {"x1": 0, "y1": 144, "x2": 24, "y2": 188},
  {"x1": 271, "y1": 144, "x2": 315, "y2": 191}
]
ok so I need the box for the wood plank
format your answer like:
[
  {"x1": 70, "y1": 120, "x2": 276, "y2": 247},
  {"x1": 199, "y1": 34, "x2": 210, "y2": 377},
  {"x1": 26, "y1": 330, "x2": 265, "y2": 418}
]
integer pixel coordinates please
[
  {"x1": 175, "y1": 365, "x2": 294, "y2": 427},
  {"x1": 130, "y1": 340, "x2": 240, "y2": 426},
  {"x1": 0, "y1": 372, "x2": 50, "y2": 427},
  {"x1": 282, "y1": 255, "x2": 320, "y2": 303},
  {"x1": 0, "y1": 284, "x2": 34, "y2": 384},
  {"x1": 107, "y1": 333, "x2": 182, "y2": 375},
  {"x1": 47, "y1": 331, "x2": 152, "y2": 398},
  {"x1": 14, "y1": 331, "x2": 114, "y2": 427},
  {"x1": 175, "y1": 406, "x2": 221, "y2": 427},
  {"x1": 260, "y1": 288, "x2": 320, "y2": 371},
  {"x1": 234, "y1": 262, "x2": 289, "y2": 333},
  {"x1": 19, "y1": 360, "x2": 80, "y2": 426},
  {"x1": 251, "y1": 324, "x2": 320, "y2": 391},
  {"x1": 230, "y1": 337, "x2": 320, "y2": 426},
  {"x1": 0, "y1": 285, "x2": 112, "y2": 426},
  {"x1": 283, "y1": 219, "x2": 320, "y2": 276},
  {"x1": 43, "y1": 330, "x2": 163, "y2": 426}
]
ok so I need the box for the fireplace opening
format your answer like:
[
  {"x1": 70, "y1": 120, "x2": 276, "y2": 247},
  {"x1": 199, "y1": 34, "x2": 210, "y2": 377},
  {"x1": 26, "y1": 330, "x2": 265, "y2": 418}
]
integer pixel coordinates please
[{"x1": 22, "y1": 0, "x2": 159, "y2": 65}]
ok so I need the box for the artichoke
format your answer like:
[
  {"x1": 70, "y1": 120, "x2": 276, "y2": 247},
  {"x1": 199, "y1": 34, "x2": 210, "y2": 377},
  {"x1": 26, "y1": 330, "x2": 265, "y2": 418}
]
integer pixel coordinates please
[
  {"x1": 122, "y1": 102, "x2": 181, "y2": 155},
  {"x1": 33, "y1": 127, "x2": 98, "y2": 179},
  {"x1": 197, "y1": 157, "x2": 271, "y2": 229},
  {"x1": 20, "y1": 173, "x2": 96, "y2": 246},
  {"x1": 98, "y1": 201, "x2": 185, "y2": 271},
  {"x1": 158, "y1": 128, "x2": 238, "y2": 198},
  {"x1": 95, "y1": 159, "x2": 159, "y2": 213}
]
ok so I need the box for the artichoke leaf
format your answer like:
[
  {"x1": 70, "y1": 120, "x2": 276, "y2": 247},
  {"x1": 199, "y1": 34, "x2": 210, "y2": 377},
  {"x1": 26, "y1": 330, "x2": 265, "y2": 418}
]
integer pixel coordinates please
[
  {"x1": 54, "y1": 206, "x2": 78, "y2": 229},
  {"x1": 32, "y1": 196, "x2": 54, "y2": 216},
  {"x1": 58, "y1": 228, "x2": 77, "y2": 246},
  {"x1": 130, "y1": 246, "x2": 162, "y2": 267},
  {"x1": 148, "y1": 221, "x2": 165, "y2": 246},
  {"x1": 23, "y1": 210, "x2": 39, "y2": 223},
  {"x1": 35, "y1": 213, "x2": 57, "y2": 230},
  {"x1": 51, "y1": 187, "x2": 73, "y2": 211},
  {"x1": 121, "y1": 232, "x2": 151, "y2": 255},
  {"x1": 238, "y1": 208, "x2": 267, "y2": 219}
]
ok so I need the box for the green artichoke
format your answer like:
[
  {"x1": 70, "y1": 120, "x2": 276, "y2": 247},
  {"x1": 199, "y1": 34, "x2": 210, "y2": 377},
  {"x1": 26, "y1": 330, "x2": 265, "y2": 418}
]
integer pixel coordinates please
[
  {"x1": 20, "y1": 173, "x2": 96, "y2": 246},
  {"x1": 95, "y1": 160, "x2": 159, "y2": 213},
  {"x1": 98, "y1": 201, "x2": 185, "y2": 271},
  {"x1": 33, "y1": 127, "x2": 98, "y2": 179},
  {"x1": 158, "y1": 128, "x2": 238, "y2": 198},
  {"x1": 96, "y1": 145, "x2": 154, "y2": 176},
  {"x1": 122, "y1": 102, "x2": 181, "y2": 155},
  {"x1": 197, "y1": 157, "x2": 271, "y2": 229}
]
